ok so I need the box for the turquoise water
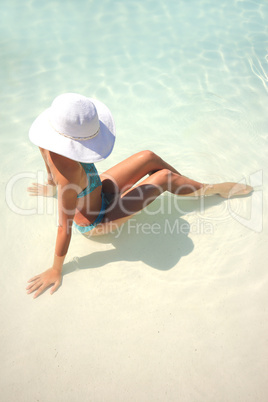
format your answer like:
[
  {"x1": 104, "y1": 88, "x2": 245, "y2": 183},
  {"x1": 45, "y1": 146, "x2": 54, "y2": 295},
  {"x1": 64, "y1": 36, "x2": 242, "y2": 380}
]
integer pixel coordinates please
[
  {"x1": 1, "y1": 0, "x2": 267, "y2": 170},
  {"x1": 1, "y1": 1, "x2": 268, "y2": 401}
]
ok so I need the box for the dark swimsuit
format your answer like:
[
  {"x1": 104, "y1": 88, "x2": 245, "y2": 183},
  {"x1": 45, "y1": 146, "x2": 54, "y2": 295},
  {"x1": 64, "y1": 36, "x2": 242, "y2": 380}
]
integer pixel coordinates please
[{"x1": 73, "y1": 163, "x2": 109, "y2": 233}]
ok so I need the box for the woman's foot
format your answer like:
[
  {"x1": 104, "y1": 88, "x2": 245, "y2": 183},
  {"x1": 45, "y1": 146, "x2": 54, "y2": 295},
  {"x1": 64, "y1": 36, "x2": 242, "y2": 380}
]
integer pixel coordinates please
[
  {"x1": 205, "y1": 182, "x2": 253, "y2": 198},
  {"x1": 182, "y1": 182, "x2": 253, "y2": 198}
]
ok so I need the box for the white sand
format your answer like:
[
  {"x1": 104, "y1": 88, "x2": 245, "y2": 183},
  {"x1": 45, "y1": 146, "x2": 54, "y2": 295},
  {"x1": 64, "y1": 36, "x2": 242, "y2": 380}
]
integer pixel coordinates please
[{"x1": 1, "y1": 176, "x2": 268, "y2": 401}]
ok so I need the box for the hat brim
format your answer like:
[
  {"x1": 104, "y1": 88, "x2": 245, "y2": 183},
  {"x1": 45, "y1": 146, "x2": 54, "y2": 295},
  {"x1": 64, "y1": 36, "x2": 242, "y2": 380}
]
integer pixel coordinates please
[{"x1": 29, "y1": 97, "x2": 116, "y2": 163}]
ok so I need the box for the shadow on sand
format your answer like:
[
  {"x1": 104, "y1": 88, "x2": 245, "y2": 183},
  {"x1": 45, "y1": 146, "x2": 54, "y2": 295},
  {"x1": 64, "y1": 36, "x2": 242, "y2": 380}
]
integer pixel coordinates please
[{"x1": 63, "y1": 195, "x2": 225, "y2": 275}]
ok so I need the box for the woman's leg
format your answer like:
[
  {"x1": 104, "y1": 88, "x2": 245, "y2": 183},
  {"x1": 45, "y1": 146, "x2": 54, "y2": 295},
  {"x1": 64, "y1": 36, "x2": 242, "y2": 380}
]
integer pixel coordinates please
[
  {"x1": 104, "y1": 169, "x2": 253, "y2": 218},
  {"x1": 100, "y1": 150, "x2": 184, "y2": 194},
  {"x1": 104, "y1": 168, "x2": 203, "y2": 221},
  {"x1": 87, "y1": 150, "x2": 253, "y2": 235}
]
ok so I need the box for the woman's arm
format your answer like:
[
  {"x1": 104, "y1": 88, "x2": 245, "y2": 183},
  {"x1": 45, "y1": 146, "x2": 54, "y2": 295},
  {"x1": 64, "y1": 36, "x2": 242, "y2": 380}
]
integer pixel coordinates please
[
  {"x1": 27, "y1": 148, "x2": 57, "y2": 197},
  {"x1": 27, "y1": 167, "x2": 57, "y2": 198},
  {"x1": 39, "y1": 147, "x2": 56, "y2": 185},
  {"x1": 27, "y1": 182, "x2": 57, "y2": 197},
  {"x1": 26, "y1": 181, "x2": 78, "y2": 298}
]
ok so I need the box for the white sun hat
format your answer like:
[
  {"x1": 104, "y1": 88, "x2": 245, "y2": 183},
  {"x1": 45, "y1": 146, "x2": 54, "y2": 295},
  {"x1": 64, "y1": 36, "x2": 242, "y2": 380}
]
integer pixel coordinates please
[{"x1": 29, "y1": 93, "x2": 116, "y2": 163}]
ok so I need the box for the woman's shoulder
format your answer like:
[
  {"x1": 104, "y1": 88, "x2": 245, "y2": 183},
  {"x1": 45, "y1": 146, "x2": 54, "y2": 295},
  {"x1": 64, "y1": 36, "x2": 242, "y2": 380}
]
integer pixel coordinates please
[{"x1": 50, "y1": 152, "x2": 82, "y2": 185}]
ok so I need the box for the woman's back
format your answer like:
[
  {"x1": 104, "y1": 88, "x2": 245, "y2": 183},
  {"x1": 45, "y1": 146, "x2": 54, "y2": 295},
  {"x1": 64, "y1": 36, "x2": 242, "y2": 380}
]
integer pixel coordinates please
[{"x1": 40, "y1": 148, "x2": 103, "y2": 225}]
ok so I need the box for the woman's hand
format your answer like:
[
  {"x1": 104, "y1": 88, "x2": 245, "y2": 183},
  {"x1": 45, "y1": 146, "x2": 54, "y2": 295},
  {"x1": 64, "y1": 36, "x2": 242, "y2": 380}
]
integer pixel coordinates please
[
  {"x1": 27, "y1": 182, "x2": 57, "y2": 197},
  {"x1": 26, "y1": 268, "x2": 62, "y2": 298}
]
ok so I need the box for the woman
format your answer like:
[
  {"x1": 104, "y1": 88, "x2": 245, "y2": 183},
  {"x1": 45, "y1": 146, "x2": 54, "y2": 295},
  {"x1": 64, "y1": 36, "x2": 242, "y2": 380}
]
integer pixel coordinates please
[{"x1": 26, "y1": 93, "x2": 253, "y2": 298}]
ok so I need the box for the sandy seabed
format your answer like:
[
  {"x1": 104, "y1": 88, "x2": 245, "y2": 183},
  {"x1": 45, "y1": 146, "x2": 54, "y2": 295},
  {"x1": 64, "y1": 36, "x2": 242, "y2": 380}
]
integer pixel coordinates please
[{"x1": 1, "y1": 0, "x2": 268, "y2": 401}]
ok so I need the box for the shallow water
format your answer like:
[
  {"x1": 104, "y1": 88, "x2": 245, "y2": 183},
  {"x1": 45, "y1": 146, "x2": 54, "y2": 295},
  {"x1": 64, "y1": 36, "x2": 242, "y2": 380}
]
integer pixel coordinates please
[{"x1": 1, "y1": 0, "x2": 268, "y2": 401}]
